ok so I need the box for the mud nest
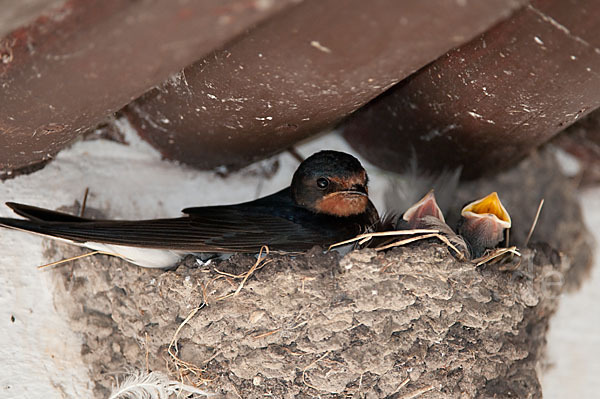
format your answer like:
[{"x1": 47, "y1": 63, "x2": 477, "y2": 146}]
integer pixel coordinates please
[{"x1": 45, "y1": 148, "x2": 592, "y2": 398}]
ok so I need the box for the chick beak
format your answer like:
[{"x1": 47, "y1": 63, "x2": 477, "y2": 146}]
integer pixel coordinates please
[
  {"x1": 458, "y1": 192, "x2": 511, "y2": 258},
  {"x1": 401, "y1": 190, "x2": 444, "y2": 229}
]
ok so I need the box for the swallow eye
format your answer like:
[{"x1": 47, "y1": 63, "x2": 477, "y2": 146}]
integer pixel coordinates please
[{"x1": 316, "y1": 177, "x2": 329, "y2": 189}]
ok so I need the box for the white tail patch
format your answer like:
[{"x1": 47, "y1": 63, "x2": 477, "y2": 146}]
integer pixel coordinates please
[{"x1": 84, "y1": 242, "x2": 183, "y2": 268}]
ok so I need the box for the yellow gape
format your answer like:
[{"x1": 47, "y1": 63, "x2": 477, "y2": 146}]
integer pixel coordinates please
[{"x1": 461, "y1": 192, "x2": 511, "y2": 227}]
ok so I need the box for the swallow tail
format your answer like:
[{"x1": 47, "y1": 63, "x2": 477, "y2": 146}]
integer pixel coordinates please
[
  {"x1": 0, "y1": 213, "x2": 197, "y2": 268},
  {"x1": 3, "y1": 202, "x2": 217, "y2": 249},
  {"x1": 6, "y1": 202, "x2": 89, "y2": 223},
  {"x1": 0, "y1": 214, "x2": 214, "y2": 248}
]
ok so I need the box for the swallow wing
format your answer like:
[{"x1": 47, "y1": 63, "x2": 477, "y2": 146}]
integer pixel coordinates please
[
  {"x1": 182, "y1": 202, "x2": 345, "y2": 252},
  {"x1": 0, "y1": 200, "x2": 342, "y2": 253}
]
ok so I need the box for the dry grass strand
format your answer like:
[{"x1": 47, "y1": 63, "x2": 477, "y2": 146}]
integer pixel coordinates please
[
  {"x1": 397, "y1": 384, "x2": 435, "y2": 399},
  {"x1": 167, "y1": 304, "x2": 207, "y2": 382},
  {"x1": 302, "y1": 351, "x2": 331, "y2": 392},
  {"x1": 475, "y1": 247, "x2": 521, "y2": 267},
  {"x1": 524, "y1": 199, "x2": 545, "y2": 247},
  {"x1": 215, "y1": 246, "x2": 271, "y2": 301},
  {"x1": 329, "y1": 229, "x2": 440, "y2": 249},
  {"x1": 37, "y1": 250, "x2": 101, "y2": 269}
]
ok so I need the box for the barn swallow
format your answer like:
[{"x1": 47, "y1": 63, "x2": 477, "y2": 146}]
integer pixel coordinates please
[
  {"x1": 0, "y1": 150, "x2": 379, "y2": 268},
  {"x1": 391, "y1": 190, "x2": 468, "y2": 258},
  {"x1": 397, "y1": 190, "x2": 445, "y2": 230},
  {"x1": 457, "y1": 192, "x2": 511, "y2": 258}
]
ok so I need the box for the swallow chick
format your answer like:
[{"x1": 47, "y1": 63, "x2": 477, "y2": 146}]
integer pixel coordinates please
[
  {"x1": 392, "y1": 190, "x2": 468, "y2": 258},
  {"x1": 457, "y1": 191, "x2": 511, "y2": 258},
  {"x1": 0, "y1": 150, "x2": 379, "y2": 268},
  {"x1": 397, "y1": 189, "x2": 445, "y2": 230}
]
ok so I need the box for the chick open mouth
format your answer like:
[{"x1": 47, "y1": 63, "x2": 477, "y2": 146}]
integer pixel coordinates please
[{"x1": 462, "y1": 192, "x2": 511, "y2": 227}]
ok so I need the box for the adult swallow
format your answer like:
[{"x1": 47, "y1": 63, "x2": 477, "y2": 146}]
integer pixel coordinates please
[
  {"x1": 457, "y1": 191, "x2": 511, "y2": 258},
  {"x1": 0, "y1": 150, "x2": 379, "y2": 268}
]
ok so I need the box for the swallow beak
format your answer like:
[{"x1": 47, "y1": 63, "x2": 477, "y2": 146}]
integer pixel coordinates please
[
  {"x1": 458, "y1": 192, "x2": 511, "y2": 258},
  {"x1": 401, "y1": 189, "x2": 444, "y2": 229},
  {"x1": 341, "y1": 184, "x2": 368, "y2": 197}
]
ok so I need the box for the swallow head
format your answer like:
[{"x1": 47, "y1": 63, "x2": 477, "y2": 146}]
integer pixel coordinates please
[
  {"x1": 401, "y1": 189, "x2": 445, "y2": 229},
  {"x1": 291, "y1": 150, "x2": 369, "y2": 217},
  {"x1": 458, "y1": 191, "x2": 511, "y2": 257}
]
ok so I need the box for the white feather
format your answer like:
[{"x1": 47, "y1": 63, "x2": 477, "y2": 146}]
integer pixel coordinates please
[{"x1": 108, "y1": 370, "x2": 212, "y2": 399}]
